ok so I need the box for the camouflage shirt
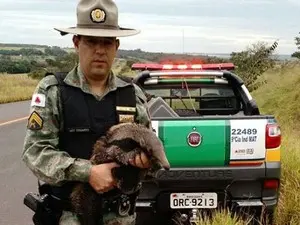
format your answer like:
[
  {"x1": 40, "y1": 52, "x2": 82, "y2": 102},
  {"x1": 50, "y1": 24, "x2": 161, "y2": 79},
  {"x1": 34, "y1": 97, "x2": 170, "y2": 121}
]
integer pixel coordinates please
[{"x1": 22, "y1": 64, "x2": 151, "y2": 186}]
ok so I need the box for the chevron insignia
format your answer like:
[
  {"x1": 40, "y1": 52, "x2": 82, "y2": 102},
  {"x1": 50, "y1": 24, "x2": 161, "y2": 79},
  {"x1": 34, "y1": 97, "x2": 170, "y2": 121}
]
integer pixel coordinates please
[{"x1": 27, "y1": 111, "x2": 44, "y2": 130}]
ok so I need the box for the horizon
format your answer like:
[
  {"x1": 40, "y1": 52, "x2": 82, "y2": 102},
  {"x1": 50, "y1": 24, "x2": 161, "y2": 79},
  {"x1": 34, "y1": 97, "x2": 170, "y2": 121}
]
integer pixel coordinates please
[
  {"x1": 0, "y1": 42, "x2": 293, "y2": 60},
  {"x1": 0, "y1": 0, "x2": 299, "y2": 55},
  {"x1": 0, "y1": 38, "x2": 296, "y2": 58}
]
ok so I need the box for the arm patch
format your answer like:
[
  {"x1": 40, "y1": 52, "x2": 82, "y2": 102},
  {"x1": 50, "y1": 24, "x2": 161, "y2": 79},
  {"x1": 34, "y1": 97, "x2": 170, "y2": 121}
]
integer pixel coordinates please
[{"x1": 27, "y1": 111, "x2": 44, "y2": 130}]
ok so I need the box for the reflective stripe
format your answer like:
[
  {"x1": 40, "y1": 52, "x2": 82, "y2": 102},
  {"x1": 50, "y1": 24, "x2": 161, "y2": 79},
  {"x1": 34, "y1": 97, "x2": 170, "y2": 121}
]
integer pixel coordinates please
[{"x1": 266, "y1": 147, "x2": 281, "y2": 162}]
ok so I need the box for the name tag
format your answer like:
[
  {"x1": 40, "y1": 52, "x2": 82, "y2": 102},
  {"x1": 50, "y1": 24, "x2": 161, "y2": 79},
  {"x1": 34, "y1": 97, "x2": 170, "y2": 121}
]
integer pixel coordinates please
[
  {"x1": 68, "y1": 128, "x2": 90, "y2": 133},
  {"x1": 116, "y1": 106, "x2": 136, "y2": 113}
]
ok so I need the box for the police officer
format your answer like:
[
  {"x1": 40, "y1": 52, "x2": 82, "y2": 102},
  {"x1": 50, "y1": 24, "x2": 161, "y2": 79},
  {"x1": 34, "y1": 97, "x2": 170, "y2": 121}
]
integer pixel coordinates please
[{"x1": 22, "y1": 0, "x2": 151, "y2": 224}]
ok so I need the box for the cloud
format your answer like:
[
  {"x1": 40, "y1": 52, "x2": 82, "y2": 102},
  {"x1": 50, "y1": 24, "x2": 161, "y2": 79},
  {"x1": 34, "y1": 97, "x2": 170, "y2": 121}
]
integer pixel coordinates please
[
  {"x1": 0, "y1": 0, "x2": 298, "y2": 54},
  {"x1": 286, "y1": 0, "x2": 300, "y2": 6}
]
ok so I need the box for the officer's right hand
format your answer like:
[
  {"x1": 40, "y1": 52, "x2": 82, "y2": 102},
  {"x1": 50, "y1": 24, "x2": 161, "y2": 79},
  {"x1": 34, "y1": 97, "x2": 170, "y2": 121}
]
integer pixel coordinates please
[{"x1": 88, "y1": 162, "x2": 120, "y2": 193}]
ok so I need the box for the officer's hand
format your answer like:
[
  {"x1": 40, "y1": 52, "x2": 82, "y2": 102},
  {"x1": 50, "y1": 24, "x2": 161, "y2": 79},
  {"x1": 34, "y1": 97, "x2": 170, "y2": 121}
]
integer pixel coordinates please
[
  {"x1": 129, "y1": 152, "x2": 150, "y2": 169},
  {"x1": 88, "y1": 162, "x2": 120, "y2": 193}
]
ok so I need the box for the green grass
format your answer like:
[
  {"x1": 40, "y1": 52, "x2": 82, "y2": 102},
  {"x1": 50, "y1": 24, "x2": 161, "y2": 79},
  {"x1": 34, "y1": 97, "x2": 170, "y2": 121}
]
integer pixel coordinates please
[{"x1": 251, "y1": 61, "x2": 300, "y2": 225}]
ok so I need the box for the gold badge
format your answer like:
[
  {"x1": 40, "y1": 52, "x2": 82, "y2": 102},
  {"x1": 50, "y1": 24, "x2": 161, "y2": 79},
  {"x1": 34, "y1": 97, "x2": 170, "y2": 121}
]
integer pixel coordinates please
[
  {"x1": 27, "y1": 111, "x2": 43, "y2": 130},
  {"x1": 91, "y1": 8, "x2": 106, "y2": 23},
  {"x1": 119, "y1": 114, "x2": 135, "y2": 123}
]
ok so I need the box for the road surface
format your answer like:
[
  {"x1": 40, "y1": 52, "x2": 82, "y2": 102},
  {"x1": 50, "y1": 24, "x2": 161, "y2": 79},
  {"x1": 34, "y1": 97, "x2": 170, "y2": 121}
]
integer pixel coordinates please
[{"x1": 0, "y1": 100, "x2": 37, "y2": 225}]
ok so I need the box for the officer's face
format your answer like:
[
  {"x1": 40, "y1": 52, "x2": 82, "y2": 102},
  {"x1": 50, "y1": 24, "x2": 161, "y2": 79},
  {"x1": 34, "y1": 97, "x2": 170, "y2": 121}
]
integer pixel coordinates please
[{"x1": 73, "y1": 35, "x2": 119, "y2": 79}]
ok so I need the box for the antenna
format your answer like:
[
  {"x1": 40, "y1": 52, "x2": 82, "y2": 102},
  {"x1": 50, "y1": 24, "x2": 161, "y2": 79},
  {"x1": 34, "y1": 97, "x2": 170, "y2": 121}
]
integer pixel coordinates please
[{"x1": 182, "y1": 28, "x2": 185, "y2": 53}]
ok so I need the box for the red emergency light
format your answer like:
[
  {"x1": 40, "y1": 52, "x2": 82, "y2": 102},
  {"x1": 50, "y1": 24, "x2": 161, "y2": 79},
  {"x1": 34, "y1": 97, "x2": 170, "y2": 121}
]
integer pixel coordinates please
[{"x1": 131, "y1": 62, "x2": 235, "y2": 71}]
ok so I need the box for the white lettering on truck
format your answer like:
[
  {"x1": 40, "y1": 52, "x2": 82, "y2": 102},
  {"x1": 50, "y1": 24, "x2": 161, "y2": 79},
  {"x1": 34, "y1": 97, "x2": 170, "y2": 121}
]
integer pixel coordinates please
[{"x1": 230, "y1": 119, "x2": 267, "y2": 160}]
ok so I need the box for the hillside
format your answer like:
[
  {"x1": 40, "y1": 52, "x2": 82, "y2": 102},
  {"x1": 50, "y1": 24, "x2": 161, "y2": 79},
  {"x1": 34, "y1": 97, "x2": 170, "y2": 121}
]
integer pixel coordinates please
[
  {"x1": 0, "y1": 42, "x2": 232, "y2": 76},
  {"x1": 0, "y1": 43, "x2": 228, "y2": 63}
]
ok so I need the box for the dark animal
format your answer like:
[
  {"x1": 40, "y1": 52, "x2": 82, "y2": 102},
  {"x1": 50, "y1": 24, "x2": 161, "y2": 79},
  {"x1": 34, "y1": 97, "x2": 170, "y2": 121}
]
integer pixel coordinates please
[{"x1": 70, "y1": 122, "x2": 170, "y2": 225}]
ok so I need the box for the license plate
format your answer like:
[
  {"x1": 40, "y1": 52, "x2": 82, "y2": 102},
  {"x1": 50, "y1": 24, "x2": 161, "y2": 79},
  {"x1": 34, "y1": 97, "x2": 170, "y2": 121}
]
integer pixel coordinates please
[{"x1": 170, "y1": 192, "x2": 218, "y2": 209}]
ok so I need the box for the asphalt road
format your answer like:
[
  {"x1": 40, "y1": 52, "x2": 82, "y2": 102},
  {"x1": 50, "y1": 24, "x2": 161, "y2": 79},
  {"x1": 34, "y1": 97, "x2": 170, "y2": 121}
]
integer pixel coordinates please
[{"x1": 0, "y1": 100, "x2": 37, "y2": 225}]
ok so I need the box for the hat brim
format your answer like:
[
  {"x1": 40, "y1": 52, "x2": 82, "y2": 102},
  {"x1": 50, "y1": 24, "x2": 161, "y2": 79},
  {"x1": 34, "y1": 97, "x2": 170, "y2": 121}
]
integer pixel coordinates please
[{"x1": 54, "y1": 26, "x2": 140, "y2": 37}]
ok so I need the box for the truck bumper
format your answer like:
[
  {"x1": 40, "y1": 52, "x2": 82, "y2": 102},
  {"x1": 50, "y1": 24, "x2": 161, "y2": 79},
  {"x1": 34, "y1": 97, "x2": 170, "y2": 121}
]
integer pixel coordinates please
[{"x1": 136, "y1": 162, "x2": 280, "y2": 215}]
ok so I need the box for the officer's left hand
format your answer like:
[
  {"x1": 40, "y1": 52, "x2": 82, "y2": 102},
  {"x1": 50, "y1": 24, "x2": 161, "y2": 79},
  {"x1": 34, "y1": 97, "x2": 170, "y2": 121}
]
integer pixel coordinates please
[{"x1": 129, "y1": 152, "x2": 150, "y2": 169}]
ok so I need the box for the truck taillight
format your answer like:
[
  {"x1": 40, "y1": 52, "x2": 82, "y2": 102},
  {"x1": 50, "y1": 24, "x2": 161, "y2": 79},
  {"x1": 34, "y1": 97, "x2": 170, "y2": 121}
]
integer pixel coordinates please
[
  {"x1": 266, "y1": 124, "x2": 281, "y2": 149},
  {"x1": 264, "y1": 179, "x2": 279, "y2": 189}
]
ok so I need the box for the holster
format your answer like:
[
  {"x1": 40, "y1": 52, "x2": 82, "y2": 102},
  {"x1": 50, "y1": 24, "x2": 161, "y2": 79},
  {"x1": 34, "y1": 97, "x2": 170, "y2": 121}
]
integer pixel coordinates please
[
  {"x1": 33, "y1": 195, "x2": 62, "y2": 225},
  {"x1": 24, "y1": 182, "x2": 140, "y2": 225},
  {"x1": 23, "y1": 184, "x2": 63, "y2": 225}
]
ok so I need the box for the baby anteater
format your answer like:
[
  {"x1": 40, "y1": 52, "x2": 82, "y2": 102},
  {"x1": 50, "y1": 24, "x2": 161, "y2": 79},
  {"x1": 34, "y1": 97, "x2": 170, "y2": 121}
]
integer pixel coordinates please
[{"x1": 70, "y1": 122, "x2": 170, "y2": 225}]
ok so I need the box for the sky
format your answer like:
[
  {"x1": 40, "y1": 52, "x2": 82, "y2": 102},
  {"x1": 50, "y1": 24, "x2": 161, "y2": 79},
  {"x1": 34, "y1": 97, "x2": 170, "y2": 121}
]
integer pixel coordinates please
[{"x1": 0, "y1": 0, "x2": 299, "y2": 55}]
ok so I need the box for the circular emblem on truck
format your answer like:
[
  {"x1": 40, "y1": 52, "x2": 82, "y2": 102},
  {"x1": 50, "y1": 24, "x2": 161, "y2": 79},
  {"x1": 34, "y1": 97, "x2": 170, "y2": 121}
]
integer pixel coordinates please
[{"x1": 187, "y1": 128, "x2": 202, "y2": 147}]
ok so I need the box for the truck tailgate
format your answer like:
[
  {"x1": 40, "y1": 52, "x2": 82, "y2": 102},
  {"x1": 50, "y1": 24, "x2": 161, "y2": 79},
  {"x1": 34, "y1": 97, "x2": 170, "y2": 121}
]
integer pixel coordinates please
[{"x1": 151, "y1": 118, "x2": 268, "y2": 167}]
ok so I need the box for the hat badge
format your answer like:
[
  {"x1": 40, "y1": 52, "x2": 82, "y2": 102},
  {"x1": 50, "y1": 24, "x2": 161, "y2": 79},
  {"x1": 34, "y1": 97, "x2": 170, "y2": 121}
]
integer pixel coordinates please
[{"x1": 91, "y1": 8, "x2": 106, "y2": 23}]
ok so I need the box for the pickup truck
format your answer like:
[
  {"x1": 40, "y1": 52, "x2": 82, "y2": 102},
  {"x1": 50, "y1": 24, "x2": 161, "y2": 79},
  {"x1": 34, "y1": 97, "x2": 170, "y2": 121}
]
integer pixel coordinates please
[{"x1": 130, "y1": 62, "x2": 281, "y2": 225}]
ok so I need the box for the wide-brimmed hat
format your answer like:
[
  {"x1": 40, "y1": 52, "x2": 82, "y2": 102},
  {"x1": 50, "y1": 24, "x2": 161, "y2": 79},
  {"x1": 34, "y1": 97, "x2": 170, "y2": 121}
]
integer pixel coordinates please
[{"x1": 54, "y1": 0, "x2": 140, "y2": 37}]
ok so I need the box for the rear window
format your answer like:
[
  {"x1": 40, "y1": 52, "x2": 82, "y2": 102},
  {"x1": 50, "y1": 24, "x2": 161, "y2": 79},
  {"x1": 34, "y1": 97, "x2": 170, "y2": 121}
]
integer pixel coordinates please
[{"x1": 144, "y1": 86, "x2": 242, "y2": 116}]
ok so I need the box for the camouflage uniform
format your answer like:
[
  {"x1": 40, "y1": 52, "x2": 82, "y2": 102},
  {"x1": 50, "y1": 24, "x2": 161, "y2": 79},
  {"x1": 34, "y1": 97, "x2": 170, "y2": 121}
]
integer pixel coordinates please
[{"x1": 22, "y1": 64, "x2": 151, "y2": 225}]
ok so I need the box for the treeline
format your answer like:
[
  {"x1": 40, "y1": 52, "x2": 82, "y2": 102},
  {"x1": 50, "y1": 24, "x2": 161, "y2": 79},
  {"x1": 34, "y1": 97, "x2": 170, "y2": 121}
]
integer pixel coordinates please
[
  {"x1": 0, "y1": 56, "x2": 32, "y2": 74},
  {"x1": 0, "y1": 43, "x2": 48, "y2": 48},
  {"x1": 27, "y1": 52, "x2": 79, "y2": 79},
  {"x1": 0, "y1": 41, "x2": 282, "y2": 90},
  {"x1": 0, "y1": 52, "x2": 78, "y2": 76},
  {"x1": 0, "y1": 48, "x2": 44, "y2": 56},
  {"x1": 0, "y1": 45, "x2": 74, "y2": 76},
  {"x1": 0, "y1": 45, "x2": 228, "y2": 76},
  {"x1": 0, "y1": 46, "x2": 68, "y2": 57},
  {"x1": 117, "y1": 48, "x2": 227, "y2": 63}
]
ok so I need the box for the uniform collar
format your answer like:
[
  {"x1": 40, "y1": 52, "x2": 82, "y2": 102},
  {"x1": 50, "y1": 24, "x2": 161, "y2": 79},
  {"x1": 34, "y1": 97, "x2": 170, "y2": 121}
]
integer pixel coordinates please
[{"x1": 64, "y1": 64, "x2": 131, "y2": 96}]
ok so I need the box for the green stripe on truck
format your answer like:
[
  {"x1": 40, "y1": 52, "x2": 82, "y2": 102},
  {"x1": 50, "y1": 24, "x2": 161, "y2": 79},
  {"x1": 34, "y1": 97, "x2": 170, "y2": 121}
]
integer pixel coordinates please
[{"x1": 157, "y1": 120, "x2": 227, "y2": 167}]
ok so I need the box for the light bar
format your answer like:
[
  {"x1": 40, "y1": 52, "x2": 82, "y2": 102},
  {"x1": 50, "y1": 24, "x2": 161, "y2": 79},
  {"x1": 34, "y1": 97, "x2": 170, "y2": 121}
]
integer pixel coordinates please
[
  {"x1": 149, "y1": 71, "x2": 224, "y2": 77},
  {"x1": 131, "y1": 63, "x2": 235, "y2": 71}
]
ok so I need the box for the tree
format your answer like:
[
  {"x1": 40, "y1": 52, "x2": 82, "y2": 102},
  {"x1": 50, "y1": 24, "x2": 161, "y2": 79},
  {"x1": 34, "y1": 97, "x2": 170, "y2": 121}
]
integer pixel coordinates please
[
  {"x1": 291, "y1": 32, "x2": 300, "y2": 59},
  {"x1": 230, "y1": 40, "x2": 278, "y2": 91}
]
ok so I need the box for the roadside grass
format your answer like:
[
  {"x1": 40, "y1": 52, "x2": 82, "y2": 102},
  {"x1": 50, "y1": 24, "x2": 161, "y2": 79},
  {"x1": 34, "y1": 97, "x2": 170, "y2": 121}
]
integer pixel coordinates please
[
  {"x1": 0, "y1": 73, "x2": 38, "y2": 104},
  {"x1": 0, "y1": 61, "x2": 126, "y2": 104},
  {"x1": 252, "y1": 61, "x2": 300, "y2": 225}
]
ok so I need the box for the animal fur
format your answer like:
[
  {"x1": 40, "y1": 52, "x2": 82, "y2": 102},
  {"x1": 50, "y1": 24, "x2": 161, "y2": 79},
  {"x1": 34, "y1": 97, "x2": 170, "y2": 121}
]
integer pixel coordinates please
[{"x1": 70, "y1": 122, "x2": 170, "y2": 225}]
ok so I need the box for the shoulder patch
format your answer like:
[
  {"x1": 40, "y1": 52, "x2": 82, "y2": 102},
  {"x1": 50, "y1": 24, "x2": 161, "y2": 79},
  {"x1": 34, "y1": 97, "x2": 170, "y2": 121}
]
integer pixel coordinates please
[
  {"x1": 31, "y1": 93, "x2": 46, "y2": 107},
  {"x1": 27, "y1": 111, "x2": 44, "y2": 130}
]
